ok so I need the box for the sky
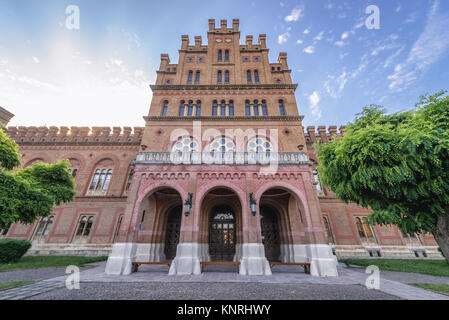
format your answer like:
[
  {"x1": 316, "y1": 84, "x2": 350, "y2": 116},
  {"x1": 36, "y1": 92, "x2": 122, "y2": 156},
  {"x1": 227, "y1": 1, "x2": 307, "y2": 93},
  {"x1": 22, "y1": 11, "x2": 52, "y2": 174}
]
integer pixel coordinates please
[{"x1": 1, "y1": 0, "x2": 449, "y2": 128}]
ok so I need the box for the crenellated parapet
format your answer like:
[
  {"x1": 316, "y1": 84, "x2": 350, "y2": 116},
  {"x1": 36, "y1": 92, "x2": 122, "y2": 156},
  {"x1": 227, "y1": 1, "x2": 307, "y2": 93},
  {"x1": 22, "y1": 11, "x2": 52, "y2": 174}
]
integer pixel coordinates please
[
  {"x1": 5, "y1": 126, "x2": 145, "y2": 145},
  {"x1": 304, "y1": 125, "x2": 346, "y2": 143}
]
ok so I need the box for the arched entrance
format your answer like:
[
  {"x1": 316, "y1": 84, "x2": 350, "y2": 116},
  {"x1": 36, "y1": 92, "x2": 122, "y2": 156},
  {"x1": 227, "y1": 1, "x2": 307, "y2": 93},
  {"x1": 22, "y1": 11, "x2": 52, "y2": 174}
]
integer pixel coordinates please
[
  {"x1": 260, "y1": 205, "x2": 281, "y2": 261},
  {"x1": 209, "y1": 205, "x2": 236, "y2": 261},
  {"x1": 164, "y1": 205, "x2": 182, "y2": 260}
]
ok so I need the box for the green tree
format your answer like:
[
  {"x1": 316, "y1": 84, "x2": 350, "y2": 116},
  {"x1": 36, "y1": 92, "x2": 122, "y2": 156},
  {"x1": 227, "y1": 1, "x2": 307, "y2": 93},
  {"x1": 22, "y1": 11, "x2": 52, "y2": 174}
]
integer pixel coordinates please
[
  {"x1": 316, "y1": 91, "x2": 449, "y2": 264},
  {"x1": 0, "y1": 126, "x2": 76, "y2": 230}
]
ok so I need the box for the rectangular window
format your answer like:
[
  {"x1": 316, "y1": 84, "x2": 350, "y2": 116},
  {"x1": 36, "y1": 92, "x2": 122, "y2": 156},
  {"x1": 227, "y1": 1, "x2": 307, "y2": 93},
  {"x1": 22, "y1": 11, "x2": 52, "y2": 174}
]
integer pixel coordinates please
[
  {"x1": 279, "y1": 100, "x2": 286, "y2": 116},
  {"x1": 245, "y1": 101, "x2": 251, "y2": 116},
  {"x1": 196, "y1": 102, "x2": 201, "y2": 116},
  {"x1": 212, "y1": 102, "x2": 218, "y2": 116},
  {"x1": 254, "y1": 70, "x2": 260, "y2": 83},
  {"x1": 187, "y1": 71, "x2": 193, "y2": 84},
  {"x1": 162, "y1": 101, "x2": 168, "y2": 116},
  {"x1": 261, "y1": 101, "x2": 267, "y2": 116},
  {"x1": 247, "y1": 70, "x2": 252, "y2": 83},
  {"x1": 229, "y1": 102, "x2": 234, "y2": 116}
]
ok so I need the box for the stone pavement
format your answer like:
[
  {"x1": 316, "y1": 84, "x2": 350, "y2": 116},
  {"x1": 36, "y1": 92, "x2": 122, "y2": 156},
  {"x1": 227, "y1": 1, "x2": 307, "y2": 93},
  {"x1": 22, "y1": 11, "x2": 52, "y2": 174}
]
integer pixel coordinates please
[
  {"x1": 0, "y1": 262, "x2": 448, "y2": 300},
  {"x1": 0, "y1": 281, "x2": 65, "y2": 300}
]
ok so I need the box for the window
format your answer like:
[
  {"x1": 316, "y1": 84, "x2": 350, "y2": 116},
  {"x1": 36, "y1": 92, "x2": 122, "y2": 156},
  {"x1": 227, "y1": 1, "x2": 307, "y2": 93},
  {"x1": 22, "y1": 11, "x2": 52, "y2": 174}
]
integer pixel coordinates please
[
  {"x1": 187, "y1": 57, "x2": 193, "y2": 62},
  {"x1": 162, "y1": 100, "x2": 168, "y2": 116},
  {"x1": 88, "y1": 169, "x2": 112, "y2": 192},
  {"x1": 225, "y1": 50, "x2": 229, "y2": 61},
  {"x1": 276, "y1": 78, "x2": 281, "y2": 83},
  {"x1": 313, "y1": 169, "x2": 322, "y2": 191},
  {"x1": 225, "y1": 71, "x2": 229, "y2": 83},
  {"x1": 124, "y1": 166, "x2": 134, "y2": 195},
  {"x1": 179, "y1": 101, "x2": 185, "y2": 116},
  {"x1": 218, "y1": 50, "x2": 222, "y2": 61},
  {"x1": 75, "y1": 215, "x2": 95, "y2": 237},
  {"x1": 261, "y1": 100, "x2": 267, "y2": 116},
  {"x1": 166, "y1": 79, "x2": 171, "y2": 84},
  {"x1": 243, "y1": 57, "x2": 249, "y2": 62},
  {"x1": 254, "y1": 57, "x2": 260, "y2": 62},
  {"x1": 198, "y1": 57, "x2": 204, "y2": 62},
  {"x1": 247, "y1": 70, "x2": 252, "y2": 83},
  {"x1": 196, "y1": 101, "x2": 201, "y2": 116},
  {"x1": 172, "y1": 137, "x2": 199, "y2": 153},
  {"x1": 217, "y1": 71, "x2": 222, "y2": 84},
  {"x1": 248, "y1": 136, "x2": 272, "y2": 153},
  {"x1": 0, "y1": 226, "x2": 10, "y2": 237},
  {"x1": 253, "y1": 100, "x2": 259, "y2": 116},
  {"x1": 221, "y1": 101, "x2": 226, "y2": 116},
  {"x1": 354, "y1": 217, "x2": 376, "y2": 241},
  {"x1": 323, "y1": 216, "x2": 334, "y2": 244},
  {"x1": 245, "y1": 101, "x2": 251, "y2": 116},
  {"x1": 68, "y1": 168, "x2": 78, "y2": 178},
  {"x1": 34, "y1": 216, "x2": 54, "y2": 239},
  {"x1": 188, "y1": 101, "x2": 194, "y2": 116},
  {"x1": 212, "y1": 101, "x2": 218, "y2": 116},
  {"x1": 210, "y1": 137, "x2": 235, "y2": 153},
  {"x1": 229, "y1": 101, "x2": 234, "y2": 116},
  {"x1": 195, "y1": 71, "x2": 200, "y2": 84},
  {"x1": 254, "y1": 70, "x2": 260, "y2": 83},
  {"x1": 113, "y1": 215, "x2": 123, "y2": 243},
  {"x1": 187, "y1": 71, "x2": 193, "y2": 84},
  {"x1": 279, "y1": 100, "x2": 285, "y2": 116}
]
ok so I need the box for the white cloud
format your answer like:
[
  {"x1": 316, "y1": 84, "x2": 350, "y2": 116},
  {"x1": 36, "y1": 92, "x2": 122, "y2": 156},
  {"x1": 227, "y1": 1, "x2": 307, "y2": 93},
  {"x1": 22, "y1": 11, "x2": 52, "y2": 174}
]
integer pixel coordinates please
[
  {"x1": 334, "y1": 41, "x2": 345, "y2": 47},
  {"x1": 296, "y1": 39, "x2": 303, "y2": 44},
  {"x1": 308, "y1": 91, "x2": 322, "y2": 120},
  {"x1": 303, "y1": 46, "x2": 315, "y2": 54},
  {"x1": 284, "y1": 6, "x2": 304, "y2": 22},
  {"x1": 388, "y1": 1, "x2": 449, "y2": 92},
  {"x1": 341, "y1": 32, "x2": 349, "y2": 40},
  {"x1": 278, "y1": 31, "x2": 290, "y2": 44},
  {"x1": 396, "y1": 4, "x2": 402, "y2": 12},
  {"x1": 280, "y1": 2, "x2": 285, "y2": 7},
  {"x1": 32, "y1": 56, "x2": 40, "y2": 63},
  {"x1": 303, "y1": 28, "x2": 310, "y2": 34},
  {"x1": 314, "y1": 31, "x2": 325, "y2": 42}
]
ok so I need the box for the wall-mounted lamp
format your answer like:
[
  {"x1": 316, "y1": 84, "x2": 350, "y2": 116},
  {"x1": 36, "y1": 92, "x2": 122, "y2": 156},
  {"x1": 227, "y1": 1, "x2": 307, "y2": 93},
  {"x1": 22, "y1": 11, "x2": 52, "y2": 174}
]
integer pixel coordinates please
[
  {"x1": 249, "y1": 192, "x2": 257, "y2": 216},
  {"x1": 184, "y1": 193, "x2": 193, "y2": 216}
]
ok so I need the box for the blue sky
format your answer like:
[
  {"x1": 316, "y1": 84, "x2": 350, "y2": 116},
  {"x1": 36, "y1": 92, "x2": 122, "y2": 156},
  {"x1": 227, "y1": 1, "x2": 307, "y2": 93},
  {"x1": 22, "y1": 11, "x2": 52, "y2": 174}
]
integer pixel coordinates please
[{"x1": 1, "y1": 0, "x2": 448, "y2": 128}]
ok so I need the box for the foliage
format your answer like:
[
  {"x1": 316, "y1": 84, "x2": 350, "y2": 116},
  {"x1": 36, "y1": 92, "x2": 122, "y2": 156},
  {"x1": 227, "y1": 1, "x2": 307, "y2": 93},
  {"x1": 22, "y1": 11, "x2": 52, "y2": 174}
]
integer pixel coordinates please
[
  {"x1": 0, "y1": 239, "x2": 32, "y2": 263},
  {"x1": 0, "y1": 281, "x2": 34, "y2": 291},
  {"x1": 0, "y1": 127, "x2": 76, "y2": 229},
  {"x1": 0, "y1": 255, "x2": 108, "y2": 271},
  {"x1": 316, "y1": 91, "x2": 449, "y2": 236}
]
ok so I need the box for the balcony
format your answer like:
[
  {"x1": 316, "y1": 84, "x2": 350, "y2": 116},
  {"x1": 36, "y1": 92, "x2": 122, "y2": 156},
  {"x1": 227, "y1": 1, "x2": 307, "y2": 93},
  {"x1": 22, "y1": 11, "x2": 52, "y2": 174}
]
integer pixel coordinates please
[{"x1": 135, "y1": 152, "x2": 311, "y2": 165}]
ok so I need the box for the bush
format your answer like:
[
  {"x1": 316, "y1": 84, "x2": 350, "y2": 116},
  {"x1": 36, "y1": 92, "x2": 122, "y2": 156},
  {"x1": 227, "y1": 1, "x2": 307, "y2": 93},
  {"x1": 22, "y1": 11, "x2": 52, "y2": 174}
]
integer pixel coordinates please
[{"x1": 0, "y1": 239, "x2": 32, "y2": 263}]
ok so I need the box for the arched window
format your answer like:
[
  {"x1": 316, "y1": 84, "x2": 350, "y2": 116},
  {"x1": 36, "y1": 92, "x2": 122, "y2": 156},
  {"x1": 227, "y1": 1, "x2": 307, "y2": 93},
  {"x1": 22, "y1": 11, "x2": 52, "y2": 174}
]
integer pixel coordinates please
[
  {"x1": 225, "y1": 50, "x2": 229, "y2": 61},
  {"x1": 188, "y1": 101, "x2": 194, "y2": 116},
  {"x1": 354, "y1": 217, "x2": 376, "y2": 241},
  {"x1": 212, "y1": 101, "x2": 218, "y2": 116},
  {"x1": 254, "y1": 70, "x2": 260, "y2": 83},
  {"x1": 171, "y1": 136, "x2": 199, "y2": 153},
  {"x1": 217, "y1": 71, "x2": 222, "y2": 84},
  {"x1": 179, "y1": 101, "x2": 185, "y2": 116},
  {"x1": 196, "y1": 100, "x2": 201, "y2": 116},
  {"x1": 218, "y1": 50, "x2": 222, "y2": 61},
  {"x1": 87, "y1": 160, "x2": 114, "y2": 195},
  {"x1": 279, "y1": 100, "x2": 285, "y2": 116},
  {"x1": 75, "y1": 215, "x2": 95, "y2": 237},
  {"x1": 89, "y1": 169, "x2": 100, "y2": 190},
  {"x1": 103, "y1": 169, "x2": 113, "y2": 191},
  {"x1": 210, "y1": 136, "x2": 235, "y2": 153},
  {"x1": 313, "y1": 169, "x2": 322, "y2": 191},
  {"x1": 220, "y1": 101, "x2": 226, "y2": 116},
  {"x1": 225, "y1": 71, "x2": 230, "y2": 83},
  {"x1": 261, "y1": 100, "x2": 268, "y2": 116},
  {"x1": 124, "y1": 166, "x2": 134, "y2": 195},
  {"x1": 229, "y1": 101, "x2": 234, "y2": 116},
  {"x1": 248, "y1": 136, "x2": 272, "y2": 153},
  {"x1": 187, "y1": 71, "x2": 193, "y2": 84},
  {"x1": 247, "y1": 70, "x2": 252, "y2": 83},
  {"x1": 34, "y1": 215, "x2": 54, "y2": 239},
  {"x1": 68, "y1": 168, "x2": 78, "y2": 178},
  {"x1": 245, "y1": 101, "x2": 251, "y2": 116},
  {"x1": 162, "y1": 100, "x2": 168, "y2": 116},
  {"x1": 253, "y1": 100, "x2": 259, "y2": 116},
  {"x1": 195, "y1": 71, "x2": 200, "y2": 84}
]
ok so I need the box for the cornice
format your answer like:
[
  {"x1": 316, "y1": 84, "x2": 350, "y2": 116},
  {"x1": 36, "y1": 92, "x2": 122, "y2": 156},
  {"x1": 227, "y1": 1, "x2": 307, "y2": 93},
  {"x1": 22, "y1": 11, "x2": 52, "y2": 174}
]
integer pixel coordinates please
[
  {"x1": 16, "y1": 141, "x2": 141, "y2": 147},
  {"x1": 144, "y1": 115, "x2": 304, "y2": 121},
  {"x1": 150, "y1": 84, "x2": 298, "y2": 91}
]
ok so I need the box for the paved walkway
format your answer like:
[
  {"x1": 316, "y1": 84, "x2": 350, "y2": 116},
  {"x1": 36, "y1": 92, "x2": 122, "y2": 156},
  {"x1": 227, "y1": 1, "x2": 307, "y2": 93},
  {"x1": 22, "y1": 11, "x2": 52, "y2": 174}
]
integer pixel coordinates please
[{"x1": 0, "y1": 262, "x2": 448, "y2": 300}]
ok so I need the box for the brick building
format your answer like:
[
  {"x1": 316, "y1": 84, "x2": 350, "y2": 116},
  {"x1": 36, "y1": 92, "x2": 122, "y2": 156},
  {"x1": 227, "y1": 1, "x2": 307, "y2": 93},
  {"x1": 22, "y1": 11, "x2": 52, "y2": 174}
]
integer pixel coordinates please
[{"x1": 1, "y1": 19, "x2": 440, "y2": 277}]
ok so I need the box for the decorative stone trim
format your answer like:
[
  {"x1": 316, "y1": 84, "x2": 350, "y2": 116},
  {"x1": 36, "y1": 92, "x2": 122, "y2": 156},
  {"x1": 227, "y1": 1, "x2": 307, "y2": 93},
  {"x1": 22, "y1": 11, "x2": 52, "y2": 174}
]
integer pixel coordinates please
[
  {"x1": 144, "y1": 115, "x2": 304, "y2": 121},
  {"x1": 150, "y1": 84, "x2": 298, "y2": 91}
]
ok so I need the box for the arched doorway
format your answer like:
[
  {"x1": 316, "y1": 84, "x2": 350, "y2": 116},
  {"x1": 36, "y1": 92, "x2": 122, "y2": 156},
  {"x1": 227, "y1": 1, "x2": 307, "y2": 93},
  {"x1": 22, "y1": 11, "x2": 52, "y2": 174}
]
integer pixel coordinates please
[
  {"x1": 164, "y1": 206, "x2": 182, "y2": 260},
  {"x1": 260, "y1": 205, "x2": 281, "y2": 261},
  {"x1": 209, "y1": 205, "x2": 236, "y2": 261}
]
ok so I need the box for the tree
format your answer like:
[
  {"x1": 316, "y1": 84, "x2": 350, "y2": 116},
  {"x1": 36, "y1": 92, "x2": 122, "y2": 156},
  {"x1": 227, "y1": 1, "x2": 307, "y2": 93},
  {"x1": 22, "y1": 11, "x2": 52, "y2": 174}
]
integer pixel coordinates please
[
  {"x1": 316, "y1": 91, "x2": 449, "y2": 264},
  {"x1": 0, "y1": 126, "x2": 76, "y2": 230}
]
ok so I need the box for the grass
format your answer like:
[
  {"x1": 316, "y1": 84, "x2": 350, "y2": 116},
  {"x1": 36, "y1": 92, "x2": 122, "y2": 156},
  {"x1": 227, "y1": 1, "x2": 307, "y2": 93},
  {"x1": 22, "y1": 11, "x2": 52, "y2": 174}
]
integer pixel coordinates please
[
  {"x1": 0, "y1": 256, "x2": 108, "y2": 272},
  {"x1": 410, "y1": 283, "x2": 449, "y2": 295},
  {"x1": 340, "y1": 258, "x2": 449, "y2": 277},
  {"x1": 0, "y1": 281, "x2": 35, "y2": 290}
]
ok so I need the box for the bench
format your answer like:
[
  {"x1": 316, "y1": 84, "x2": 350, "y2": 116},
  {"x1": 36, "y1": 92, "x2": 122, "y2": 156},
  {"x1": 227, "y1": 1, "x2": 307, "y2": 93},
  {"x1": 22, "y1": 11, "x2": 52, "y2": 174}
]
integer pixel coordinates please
[
  {"x1": 200, "y1": 261, "x2": 240, "y2": 272},
  {"x1": 132, "y1": 261, "x2": 171, "y2": 272},
  {"x1": 269, "y1": 262, "x2": 311, "y2": 274}
]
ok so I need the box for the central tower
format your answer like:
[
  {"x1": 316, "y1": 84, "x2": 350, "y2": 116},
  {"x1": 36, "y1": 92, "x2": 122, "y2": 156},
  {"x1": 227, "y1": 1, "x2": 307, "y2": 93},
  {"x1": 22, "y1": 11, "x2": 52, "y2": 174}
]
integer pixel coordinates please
[{"x1": 105, "y1": 19, "x2": 338, "y2": 277}]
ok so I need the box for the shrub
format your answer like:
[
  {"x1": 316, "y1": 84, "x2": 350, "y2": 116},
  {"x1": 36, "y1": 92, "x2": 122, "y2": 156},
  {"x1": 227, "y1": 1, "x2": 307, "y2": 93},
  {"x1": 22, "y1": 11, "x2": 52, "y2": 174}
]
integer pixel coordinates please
[{"x1": 0, "y1": 239, "x2": 32, "y2": 263}]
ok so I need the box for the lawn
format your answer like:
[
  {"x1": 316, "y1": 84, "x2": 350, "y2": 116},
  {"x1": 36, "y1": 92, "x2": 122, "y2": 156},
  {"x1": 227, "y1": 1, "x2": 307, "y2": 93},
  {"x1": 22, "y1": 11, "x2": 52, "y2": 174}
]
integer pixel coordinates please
[
  {"x1": 410, "y1": 283, "x2": 449, "y2": 296},
  {"x1": 340, "y1": 258, "x2": 449, "y2": 277},
  {"x1": 0, "y1": 281, "x2": 35, "y2": 290},
  {"x1": 0, "y1": 256, "x2": 108, "y2": 272}
]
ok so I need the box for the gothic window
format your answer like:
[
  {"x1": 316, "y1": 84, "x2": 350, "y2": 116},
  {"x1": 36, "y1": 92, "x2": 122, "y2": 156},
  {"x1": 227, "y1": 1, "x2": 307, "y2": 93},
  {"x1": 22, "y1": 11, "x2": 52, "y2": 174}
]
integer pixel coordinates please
[
  {"x1": 195, "y1": 71, "x2": 200, "y2": 84},
  {"x1": 188, "y1": 101, "x2": 194, "y2": 116},
  {"x1": 113, "y1": 215, "x2": 123, "y2": 243},
  {"x1": 220, "y1": 101, "x2": 226, "y2": 116},
  {"x1": 245, "y1": 100, "x2": 251, "y2": 116},
  {"x1": 196, "y1": 100, "x2": 201, "y2": 116},
  {"x1": 75, "y1": 215, "x2": 95, "y2": 237},
  {"x1": 68, "y1": 158, "x2": 81, "y2": 179},
  {"x1": 261, "y1": 100, "x2": 268, "y2": 116},
  {"x1": 33, "y1": 215, "x2": 54, "y2": 239},
  {"x1": 354, "y1": 217, "x2": 375, "y2": 241},
  {"x1": 247, "y1": 70, "x2": 252, "y2": 83},
  {"x1": 229, "y1": 101, "x2": 234, "y2": 116},
  {"x1": 172, "y1": 137, "x2": 199, "y2": 153},
  {"x1": 279, "y1": 100, "x2": 286, "y2": 116},
  {"x1": 210, "y1": 137, "x2": 235, "y2": 153},
  {"x1": 313, "y1": 169, "x2": 322, "y2": 191},
  {"x1": 323, "y1": 215, "x2": 334, "y2": 244},
  {"x1": 217, "y1": 71, "x2": 222, "y2": 84},
  {"x1": 254, "y1": 70, "x2": 260, "y2": 83},
  {"x1": 248, "y1": 137, "x2": 272, "y2": 153},
  {"x1": 225, "y1": 50, "x2": 229, "y2": 61},
  {"x1": 124, "y1": 166, "x2": 134, "y2": 195},
  {"x1": 198, "y1": 57, "x2": 204, "y2": 62},
  {"x1": 87, "y1": 160, "x2": 113, "y2": 196},
  {"x1": 218, "y1": 50, "x2": 222, "y2": 61},
  {"x1": 225, "y1": 71, "x2": 230, "y2": 83},
  {"x1": 162, "y1": 100, "x2": 168, "y2": 116},
  {"x1": 276, "y1": 78, "x2": 282, "y2": 83},
  {"x1": 253, "y1": 100, "x2": 259, "y2": 116},
  {"x1": 187, "y1": 71, "x2": 193, "y2": 84},
  {"x1": 212, "y1": 101, "x2": 218, "y2": 116},
  {"x1": 179, "y1": 101, "x2": 185, "y2": 116}
]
